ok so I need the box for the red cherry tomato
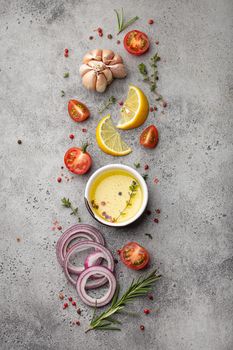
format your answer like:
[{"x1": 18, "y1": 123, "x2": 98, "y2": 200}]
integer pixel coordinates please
[
  {"x1": 123, "y1": 30, "x2": 150, "y2": 56},
  {"x1": 120, "y1": 242, "x2": 150, "y2": 270},
  {"x1": 64, "y1": 145, "x2": 92, "y2": 175},
  {"x1": 140, "y1": 125, "x2": 159, "y2": 149},
  {"x1": 68, "y1": 100, "x2": 90, "y2": 122}
]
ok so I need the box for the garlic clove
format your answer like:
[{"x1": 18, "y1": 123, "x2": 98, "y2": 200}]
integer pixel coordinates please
[
  {"x1": 102, "y1": 68, "x2": 113, "y2": 85},
  {"x1": 102, "y1": 49, "x2": 115, "y2": 64},
  {"x1": 108, "y1": 63, "x2": 127, "y2": 78},
  {"x1": 82, "y1": 70, "x2": 97, "y2": 90},
  {"x1": 87, "y1": 60, "x2": 105, "y2": 71},
  {"x1": 79, "y1": 64, "x2": 92, "y2": 77},
  {"x1": 109, "y1": 53, "x2": 123, "y2": 65},
  {"x1": 96, "y1": 73, "x2": 107, "y2": 93},
  {"x1": 83, "y1": 49, "x2": 102, "y2": 64}
]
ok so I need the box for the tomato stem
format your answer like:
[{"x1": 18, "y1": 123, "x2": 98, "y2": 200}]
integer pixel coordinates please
[{"x1": 82, "y1": 142, "x2": 89, "y2": 153}]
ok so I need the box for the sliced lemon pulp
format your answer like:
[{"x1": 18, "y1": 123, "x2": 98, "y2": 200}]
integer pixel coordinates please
[
  {"x1": 96, "y1": 115, "x2": 132, "y2": 156},
  {"x1": 117, "y1": 85, "x2": 149, "y2": 130}
]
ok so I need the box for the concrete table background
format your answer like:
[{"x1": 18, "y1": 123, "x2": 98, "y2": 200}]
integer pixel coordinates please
[{"x1": 0, "y1": 0, "x2": 232, "y2": 349}]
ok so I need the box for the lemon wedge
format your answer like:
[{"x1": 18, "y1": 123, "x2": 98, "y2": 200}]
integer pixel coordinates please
[
  {"x1": 96, "y1": 115, "x2": 132, "y2": 156},
  {"x1": 117, "y1": 85, "x2": 149, "y2": 130}
]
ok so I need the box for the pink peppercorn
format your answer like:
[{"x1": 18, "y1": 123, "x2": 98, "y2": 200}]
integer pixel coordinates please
[
  {"x1": 119, "y1": 101, "x2": 124, "y2": 106},
  {"x1": 57, "y1": 177, "x2": 62, "y2": 183},
  {"x1": 146, "y1": 210, "x2": 151, "y2": 216},
  {"x1": 154, "y1": 218, "x2": 159, "y2": 223},
  {"x1": 57, "y1": 226, "x2": 62, "y2": 231},
  {"x1": 140, "y1": 325, "x2": 145, "y2": 331},
  {"x1": 150, "y1": 107, "x2": 154, "y2": 112},
  {"x1": 63, "y1": 303, "x2": 68, "y2": 309},
  {"x1": 68, "y1": 297, "x2": 73, "y2": 302},
  {"x1": 144, "y1": 164, "x2": 149, "y2": 170},
  {"x1": 72, "y1": 301, "x2": 76, "y2": 306},
  {"x1": 117, "y1": 40, "x2": 121, "y2": 45},
  {"x1": 156, "y1": 209, "x2": 161, "y2": 214},
  {"x1": 154, "y1": 106, "x2": 157, "y2": 111},
  {"x1": 155, "y1": 40, "x2": 159, "y2": 45},
  {"x1": 69, "y1": 134, "x2": 74, "y2": 139},
  {"x1": 148, "y1": 19, "x2": 154, "y2": 24},
  {"x1": 144, "y1": 308, "x2": 150, "y2": 314}
]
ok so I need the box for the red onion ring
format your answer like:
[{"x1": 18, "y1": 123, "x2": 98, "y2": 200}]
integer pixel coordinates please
[
  {"x1": 63, "y1": 241, "x2": 114, "y2": 289},
  {"x1": 85, "y1": 251, "x2": 108, "y2": 279},
  {"x1": 56, "y1": 224, "x2": 105, "y2": 274},
  {"x1": 76, "y1": 266, "x2": 117, "y2": 307}
]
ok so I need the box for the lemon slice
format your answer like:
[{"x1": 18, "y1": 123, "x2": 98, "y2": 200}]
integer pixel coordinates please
[
  {"x1": 96, "y1": 115, "x2": 132, "y2": 156},
  {"x1": 117, "y1": 85, "x2": 149, "y2": 130}
]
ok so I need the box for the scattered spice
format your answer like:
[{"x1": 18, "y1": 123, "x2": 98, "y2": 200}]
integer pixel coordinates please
[
  {"x1": 57, "y1": 177, "x2": 62, "y2": 183},
  {"x1": 63, "y1": 72, "x2": 69, "y2": 78},
  {"x1": 155, "y1": 40, "x2": 159, "y2": 45},
  {"x1": 118, "y1": 192, "x2": 122, "y2": 196},
  {"x1": 89, "y1": 36, "x2": 93, "y2": 40},
  {"x1": 150, "y1": 107, "x2": 154, "y2": 112},
  {"x1": 82, "y1": 128, "x2": 87, "y2": 133},
  {"x1": 163, "y1": 101, "x2": 167, "y2": 108},
  {"x1": 100, "y1": 201, "x2": 106, "y2": 206},
  {"x1": 63, "y1": 302, "x2": 68, "y2": 309},
  {"x1": 98, "y1": 96, "x2": 116, "y2": 113},
  {"x1": 17, "y1": 139, "x2": 22, "y2": 144},
  {"x1": 91, "y1": 200, "x2": 99, "y2": 209},
  {"x1": 140, "y1": 325, "x2": 145, "y2": 331},
  {"x1": 156, "y1": 209, "x2": 161, "y2": 214},
  {"x1": 153, "y1": 177, "x2": 159, "y2": 184},
  {"x1": 148, "y1": 293, "x2": 154, "y2": 300},
  {"x1": 144, "y1": 308, "x2": 150, "y2": 314},
  {"x1": 16, "y1": 237, "x2": 21, "y2": 242},
  {"x1": 76, "y1": 320, "x2": 80, "y2": 326},
  {"x1": 117, "y1": 40, "x2": 121, "y2": 45},
  {"x1": 68, "y1": 297, "x2": 73, "y2": 302},
  {"x1": 72, "y1": 301, "x2": 76, "y2": 306},
  {"x1": 114, "y1": 8, "x2": 139, "y2": 35},
  {"x1": 57, "y1": 225, "x2": 62, "y2": 231},
  {"x1": 114, "y1": 258, "x2": 119, "y2": 264},
  {"x1": 134, "y1": 162, "x2": 141, "y2": 168},
  {"x1": 148, "y1": 19, "x2": 154, "y2": 24},
  {"x1": 77, "y1": 308, "x2": 81, "y2": 315},
  {"x1": 59, "y1": 292, "x2": 64, "y2": 300},
  {"x1": 107, "y1": 34, "x2": 113, "y2": 39},
  {"x1": 145, "y1": 233, "x2": 153, "y2": 239},
  {"x1": 117, "y1": 249, "x2": 121, "y2": 255},
  {"x1": 144, "y1": 164, "x2": 149, "y2": 170},
  {"x1": 118, "y1": 100, "x2": 124, "y2": 106},
  {"x1": 61, "y1": 90, "x2": 65, "y2": 97},
  {"x1": 61, "y1": 166, "x2": 64, "y2": 169},
  {"x1": 154, "y1": 218, "x2": 159, "y2": 223},
  {"x1": 61, "y1": 197, "x2": 81, "y2": 222},
  {"x1": 64, "y1": 48, "x2": 69, "y2": 57},
  {"x1": 69, "y1": 134, "x2": 74, "y2": 139},
  {"x1": 146, "y1": 210, "x2": 151, "y2": 215},
  {"x1": 154, "y1": 106, "x2": 157, "y2": 111}
]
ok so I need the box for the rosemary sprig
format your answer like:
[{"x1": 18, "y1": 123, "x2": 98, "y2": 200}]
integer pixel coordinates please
[
  {"x1": 61, "y1": 197, "x2": 81, "y2": 222},
  {"x1": 114, "y1": 8, "x2": 139, "y2": 35},
  {"x1": 98, "y1": 96, "x2": 116, "y2": 114},
  {"x1": 113, "y1": 180, "x2": 138, "y2": 222},
  {"x1": 86, "y1": 269, "x2": 161, "y2": 332}
]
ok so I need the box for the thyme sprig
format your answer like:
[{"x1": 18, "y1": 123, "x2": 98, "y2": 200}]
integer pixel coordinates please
[
  {"x1": 114, "y1": 8, "x2": 139, "y2": 35},
  {"x1": 61, "y1": 197, "x2": 81, "y2": 222},
  {"x1": 138, "y1": 53, "x2": 163, "y2": 100},
  {"x1": 113, "y1": 180, "x2": 138, "y2": 222},
  {"x1": 98, "y1": 96, "x2": 116, "y2": 113},
  {"x1": 86, "y1": 269, "x2": 161, "y2": 332}
]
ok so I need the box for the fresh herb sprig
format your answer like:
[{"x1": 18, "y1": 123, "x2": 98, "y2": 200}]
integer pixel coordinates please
[
  {"x1": 114, "y1": 8, "x2": 139, "y2": 35},
  {"x1": 61, "y1": 197, "x2": 81, "y2": 222},
  {"x1": 134, "y1": 162, "x2": 141, "y2": 169},
  {"x1": 114, "y1": 180, "x2": 138, "y2": 222},
  {"x1": 138, "y1": 53, "x2": 163, "y2": 100},
  {"x1": 86, "y1": 269, "x2": 161, "y2": 332},
  {"x1": 98, "y1": 96, "x2": 116, "y2": 114}
]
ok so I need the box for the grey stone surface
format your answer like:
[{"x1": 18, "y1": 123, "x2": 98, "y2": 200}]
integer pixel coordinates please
[{"x1": 0, "y1": 0, "x2": 233, "y2": 349}]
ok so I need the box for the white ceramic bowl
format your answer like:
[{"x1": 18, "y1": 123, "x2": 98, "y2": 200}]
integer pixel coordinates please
[{"x1": 84, "y1": 164, "x2": 148, "y2": 227}]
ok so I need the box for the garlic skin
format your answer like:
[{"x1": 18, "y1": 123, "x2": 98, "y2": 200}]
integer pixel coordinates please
[{"x1": 80, "y1": 49, "x2": 127, "y2": 93}]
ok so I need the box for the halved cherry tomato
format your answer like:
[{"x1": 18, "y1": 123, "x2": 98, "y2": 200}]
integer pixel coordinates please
[
  {"x1": 140, "y1": 125, "x2": 159, "y2": 149},
  {"x1": 120, "y1": 242, "x2": 150, "y2": 270},
  {"x1": 68, "y1": 100, "x2": 90, "y2": 122},
  {"x1": 123, "y1": 30, "x2": 150, "y2": 56},
  {"x1": 64, "y1": 144, "x2": 92, "y2": 175}
]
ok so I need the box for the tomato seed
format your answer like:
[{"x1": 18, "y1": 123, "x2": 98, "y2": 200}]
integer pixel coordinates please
[
  {"x1": 148, "y1": 19, "x2": 154, "y2": 24},
  {"x1": 69, "y1": 134, "x2": 74, "y2": 139},
  {"x1": 144, "y1": 308, "x2": 150, "y2": 314},
  {"x1": 140, "y1": 325, "x2": 145, "y2": 331},
  {"x1": 154, "y1": 218, "x2": 159, "y2": 223},
  {"x1": 57, "y1": 177, "x2": 62, "y2": 183}
]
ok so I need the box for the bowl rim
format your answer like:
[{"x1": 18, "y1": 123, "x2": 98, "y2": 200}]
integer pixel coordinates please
[{"x1": 84, "y1": 164, "x2": 148, "y2": 227}]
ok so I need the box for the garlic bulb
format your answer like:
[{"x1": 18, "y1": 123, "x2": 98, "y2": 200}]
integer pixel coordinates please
[{"x1": 79, "y1": 49, "x2": 127, "y2": 93}]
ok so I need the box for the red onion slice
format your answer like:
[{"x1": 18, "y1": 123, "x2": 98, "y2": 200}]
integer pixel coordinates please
[
  {"x1": 76, "y1": 266, "x2": 117, "y2": 307},
  {"x1": 56, "y1": 224, "x2": 105, "y2": 274},
  {"x1": 84, "y1": 251, "x2": 107, "y2": 279},
  {"x1": 63, "y1": 241, "x2": 114, "y2": 289}
]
